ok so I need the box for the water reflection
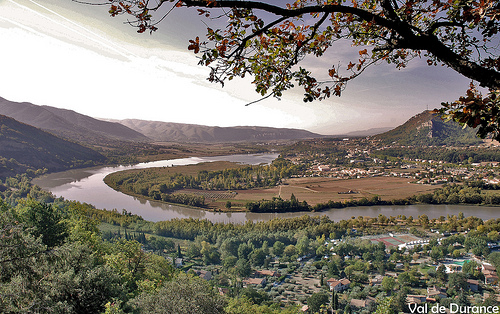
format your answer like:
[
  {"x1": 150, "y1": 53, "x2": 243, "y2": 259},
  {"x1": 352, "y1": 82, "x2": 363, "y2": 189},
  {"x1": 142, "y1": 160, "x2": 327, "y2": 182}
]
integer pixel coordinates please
[{"x1": 33, "y1": 153, "x2": 499, "y2": 223}]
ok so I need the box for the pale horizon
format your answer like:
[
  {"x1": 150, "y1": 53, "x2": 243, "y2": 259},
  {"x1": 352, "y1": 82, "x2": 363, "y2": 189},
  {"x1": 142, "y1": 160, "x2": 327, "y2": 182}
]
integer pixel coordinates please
[{"x1": 0, "y1": 0, "x2": 473, "y2": 135}]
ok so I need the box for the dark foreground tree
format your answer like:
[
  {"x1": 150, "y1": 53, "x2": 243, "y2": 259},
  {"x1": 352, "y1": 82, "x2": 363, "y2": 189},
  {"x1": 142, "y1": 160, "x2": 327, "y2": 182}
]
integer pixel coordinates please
[
  {"x1": 0, "y1": 200, "x2": 124, "y2": 313},
  {"x1": 130, "y1": 272, "x2": 226, "y2": 313},
  {"x1": 87, "y1": 0, "x2": 499, "y2": 139}
]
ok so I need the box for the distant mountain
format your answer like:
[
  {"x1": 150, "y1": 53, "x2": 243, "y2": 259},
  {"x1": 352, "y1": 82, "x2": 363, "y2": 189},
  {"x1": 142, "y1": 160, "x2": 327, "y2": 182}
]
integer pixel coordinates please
[
  {"x1": 0, "y1": 97, "x2": 150, "y2": 144},
  {"x1": 0, "y1": 115, "x2": 105, "y2": 178},
  {"x1": 113, "y1": 119, "x2": 323, "y2": 143},
  {"x1": 374, "y1": 110, "x2": 482, "y2": 146},
  {"x1": 342, "y1": 127, "x2": 393, "y2": 137}
]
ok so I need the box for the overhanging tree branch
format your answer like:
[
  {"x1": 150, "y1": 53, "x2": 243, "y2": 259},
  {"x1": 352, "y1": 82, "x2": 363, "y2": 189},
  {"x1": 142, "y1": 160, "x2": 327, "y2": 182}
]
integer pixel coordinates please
[{"x1": 84, "y1": 0, "x2": 500, "y2": 138}]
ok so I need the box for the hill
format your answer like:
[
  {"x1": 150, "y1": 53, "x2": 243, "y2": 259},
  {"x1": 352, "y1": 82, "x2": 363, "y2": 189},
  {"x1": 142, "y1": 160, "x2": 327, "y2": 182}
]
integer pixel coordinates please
[
  {"x1": 0, "y1": 97, "x2": 150, "y2": 144},
  {"x1": 113, "y1": 119, "x2": 322, "y2": 143},
  {"x1": 0, "y1": 115, "x2": 105, "y2": 178},
  {"x1": 374, "y1": 110, "x2": 483, "y2": 146}
]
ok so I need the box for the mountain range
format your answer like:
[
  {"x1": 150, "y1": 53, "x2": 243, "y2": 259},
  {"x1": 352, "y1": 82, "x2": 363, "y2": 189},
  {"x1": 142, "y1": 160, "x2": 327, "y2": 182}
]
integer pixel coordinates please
[
  {"x1": 112, "y1": 119, "x2": 322, "y2": 143},
  {"x1": 0, "y1": 97, "x2": 322, "y2": 143},
  {"x1": 0, "y1": 97, "x2": 149, "y2": 144}
]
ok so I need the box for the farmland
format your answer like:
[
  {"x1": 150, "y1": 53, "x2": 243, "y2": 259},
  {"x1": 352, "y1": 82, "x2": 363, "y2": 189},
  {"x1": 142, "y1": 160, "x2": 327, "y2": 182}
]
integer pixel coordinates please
[
  {"x1": 202, "y1": 176, "x2": 441, "y2": 210},
  {"x1": 103, "y1": 137, "x2": 500, "y2": 211},
  {"x1": 104, "y1": 160, "x2": 441, "y2": 211}
]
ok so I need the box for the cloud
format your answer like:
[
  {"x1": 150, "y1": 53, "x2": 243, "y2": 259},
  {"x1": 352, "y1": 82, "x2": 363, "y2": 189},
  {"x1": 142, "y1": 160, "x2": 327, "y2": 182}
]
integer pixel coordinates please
[{"x1": 0, "y1": 0, "x2": 473, "y2": 134}]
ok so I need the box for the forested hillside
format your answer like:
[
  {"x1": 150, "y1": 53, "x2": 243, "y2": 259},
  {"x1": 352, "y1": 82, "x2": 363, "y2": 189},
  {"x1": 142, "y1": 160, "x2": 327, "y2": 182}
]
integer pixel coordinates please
[
  {"x1": 0, "y1": 97, "x2": 150, "y2": 144},
  {"x1": 375, "y1": 111, "x2": 482, "y2": 146},
  {"x1": 0, "y1": 115, "x2": 105, "y2": 178}
]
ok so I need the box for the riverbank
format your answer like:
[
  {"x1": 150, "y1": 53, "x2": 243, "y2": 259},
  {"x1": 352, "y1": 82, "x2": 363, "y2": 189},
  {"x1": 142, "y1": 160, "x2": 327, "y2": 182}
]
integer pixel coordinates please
[
  {"x1": 102, "y1": 158, "x2": 500, "y2": 213},
  {"x1": 32, "y1": 153, "x2": 500, "y2": 223}
]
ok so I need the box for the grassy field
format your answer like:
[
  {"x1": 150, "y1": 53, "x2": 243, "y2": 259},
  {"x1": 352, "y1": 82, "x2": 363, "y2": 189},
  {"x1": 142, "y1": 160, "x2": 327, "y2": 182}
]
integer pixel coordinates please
[
  {"x1": 268, "y1": 176, "x2": 440, "y2": 204},
  {"x1": 205, "y1": 176, "x2": 440, "y2": 209}
]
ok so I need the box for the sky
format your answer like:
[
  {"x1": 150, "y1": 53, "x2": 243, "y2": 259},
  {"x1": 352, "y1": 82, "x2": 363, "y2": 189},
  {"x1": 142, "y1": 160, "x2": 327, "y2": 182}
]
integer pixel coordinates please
[{"x1": 0, "y1": 0, "x2": 474, "y2": 135}]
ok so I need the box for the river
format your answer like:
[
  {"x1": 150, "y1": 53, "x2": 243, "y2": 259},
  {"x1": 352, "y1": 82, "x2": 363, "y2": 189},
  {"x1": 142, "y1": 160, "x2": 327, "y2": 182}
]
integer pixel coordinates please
[{"x1": 33, "y1": 153, "x2": 500, "y2": 223}]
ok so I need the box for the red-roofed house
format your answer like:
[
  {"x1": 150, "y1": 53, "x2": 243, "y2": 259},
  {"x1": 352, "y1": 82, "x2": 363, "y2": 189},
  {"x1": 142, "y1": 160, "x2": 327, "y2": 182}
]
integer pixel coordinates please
[
  {"x1": 482, "y1": 263, "x2": 498, "y2": 285},
  {"x1": 254, "y1": 270, "x2": 279, "y2": 277},
  {"x1": 327, "y1": 278, "x2": 351, "y2": 292},
  {"x1": 243, "y1": 277, "x2": 266, "y2": 288}
]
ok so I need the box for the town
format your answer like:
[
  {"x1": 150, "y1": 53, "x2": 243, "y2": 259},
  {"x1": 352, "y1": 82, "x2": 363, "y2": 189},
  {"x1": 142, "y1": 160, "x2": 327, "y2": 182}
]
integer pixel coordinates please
[
  {"x1": 163, "y1": 214, "x2": 500, "y2": 313},
  {"x1": 287, "y1": 138, "x2": 500, "y2": 186}
]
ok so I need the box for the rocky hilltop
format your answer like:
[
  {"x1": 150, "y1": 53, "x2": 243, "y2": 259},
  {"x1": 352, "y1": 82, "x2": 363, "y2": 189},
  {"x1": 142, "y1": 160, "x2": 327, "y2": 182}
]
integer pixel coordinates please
[{"x1": 374, "y1": 110, "x2": 482, "y2": 146}]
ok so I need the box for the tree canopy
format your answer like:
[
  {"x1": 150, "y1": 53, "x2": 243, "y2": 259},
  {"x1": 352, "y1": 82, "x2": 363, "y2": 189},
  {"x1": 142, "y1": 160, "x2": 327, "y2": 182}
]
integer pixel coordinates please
[{"x1": 97, "y1": 0, "x2": 499, "y2": 138}]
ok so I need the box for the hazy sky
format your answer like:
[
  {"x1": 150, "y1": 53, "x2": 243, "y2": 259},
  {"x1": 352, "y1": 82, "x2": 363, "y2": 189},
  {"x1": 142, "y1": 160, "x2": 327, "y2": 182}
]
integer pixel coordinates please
[{"x1": 0, "y1": 0, "x2": 474, "y2": 134}]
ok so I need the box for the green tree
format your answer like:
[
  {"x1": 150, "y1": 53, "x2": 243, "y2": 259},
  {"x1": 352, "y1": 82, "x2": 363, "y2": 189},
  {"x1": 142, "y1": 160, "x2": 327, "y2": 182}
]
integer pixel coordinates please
[
  {"x1": 430, "y1": 246, "x2": 445, "y2": 263},
  {"x1": 201, "y1": 241, "x2": 220, "y2": 265},
  {"x1": 397, "y1": 272, "x2": 411, "y2": 286},
  {"x1": 225, "y1": 297, "x2": 300, "y2": 314},
  {"x1": 344, "y1": 303, "x2": 352, "y2": 314},
  {"x1": 261, "y1": 240, "x2": 270, "y2": 256},
  {"x1": 447, "y1": 273, "x2": 468, "y2": 297},
  {"x1": 235, "y1": 258, "x2": 252, "y2": 278},
  {"x1": 316, "y1": 244, "x2": 328, "y2": 258},
  {"x1": 249, "y1": 248, "x2": 266, "y2": 267},
  {"x1": 374, "y1": 297, "x2": 395, "y2": 314},
  {"x1": 0, "y1": 201, "x2": 125, "y2": 313},
  {"x1": 239, "y1": 287, "x2": 269, "y2": 305},
  {"x1": 419, "y1": 214, "x2": 429, "y2": 229},
  {"x1": 392, "y1": 287, "x2": 410, "y2": 313},
  {"x1": 272, "y1": 241, "x2": 285, "y2": 257},
  {"x1": 16, "y1": 199, "x2": 68, "y2": 248},
  {"x1": 332, "y1": 290, "x2": 338, "y2": 311},
  {"x1": 238, "y1": 243, "x2": 253, "y2": 260},
  {"x1": 487, "y1": 230, "x2": 500, "y2": 242},
  {"x1": 130, "y1": 273, "x2": 226, "y2": 314},
  {"x1": 464, "y1": 236, "x2": 490, "y2": 257},
  {"x1": 283, "y1": 244, "x2": 297, "y2": 259},
  {"x1": 436, "y1": 264, "x2": 447, "y2": 282},
  {"x1": 105, "y1": 239, "x2": 151, "y2": 291},
  {"x1": 344, "y1": 265, "x2": 355, "y2": 280},
  {"x1": 307, "y1": 291, "x2": 329, "y2": 313},
  {"x1": 103, "y1": 0, "x2": 500, "y2": 139},
  {"x1": 223, "y1": 255, "x2": 238, "y2": 270},
  {"x1": 296, "y1": 235, "x2": 311, "y2": 256},
  {"x1": 186, "y1": 242, "x2": 201, "y2": 259},
  {"x1": 462, "y1": 260, "x2": 481, "y2": 278},
  {"x1": 177, "y1": 244, "x2": 183, "y2": 258},
  {"x1": 381, "y1": 276, "x2": 395, "y2": 293}
]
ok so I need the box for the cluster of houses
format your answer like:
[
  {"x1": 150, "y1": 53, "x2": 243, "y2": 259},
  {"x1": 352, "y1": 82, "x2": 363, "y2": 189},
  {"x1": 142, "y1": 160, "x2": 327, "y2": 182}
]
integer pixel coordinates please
[
  {"x1": 403, "y1": 260, "x2": 498, "y2": 307},
  {"x1": 405, "y1": 281, "x2": 482, "y2": 306},
  {"x1": 434, "y1": 257, "x2": 499, "y2": 285},
  {"x1": 483, "y1": 263, "x2": 499, "y2": 285},
  {"x1": 294, "y1": 141, "x2": 500, "y2": 186},
  {"x1": 309, "y1": 161, "x2": 499, "y2": 186}
]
